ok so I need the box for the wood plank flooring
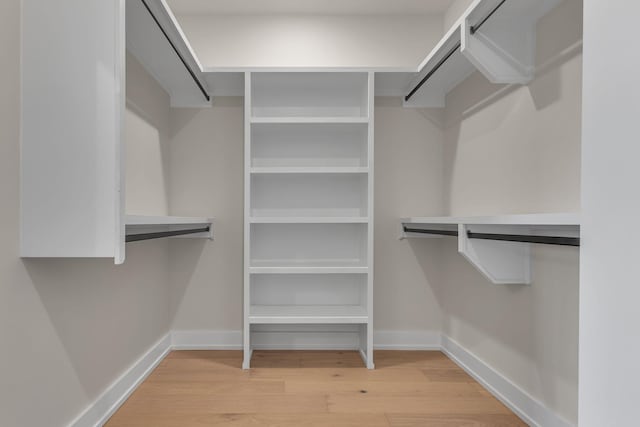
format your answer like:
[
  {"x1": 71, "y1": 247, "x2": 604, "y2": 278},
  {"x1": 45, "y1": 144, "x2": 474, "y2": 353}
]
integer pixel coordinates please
[{"x1": 106, "y1": 350, "x2": 526, "y2": 426}]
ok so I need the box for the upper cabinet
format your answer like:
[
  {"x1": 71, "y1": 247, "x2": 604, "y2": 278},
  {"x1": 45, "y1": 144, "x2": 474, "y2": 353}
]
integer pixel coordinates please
[
  {"x1": 21, "y1": 0, "x2": 213, "y2": 264},
  {"x1": 404, "y1": 0, "x2": 561, "y2": 107}
]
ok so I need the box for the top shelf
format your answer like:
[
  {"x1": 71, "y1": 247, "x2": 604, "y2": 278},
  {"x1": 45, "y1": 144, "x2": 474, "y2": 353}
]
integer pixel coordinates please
[
  {"x1": 250, "y1": 72, "x2": 370, "y2": 119},
  {"x1": 126, "y1": 0, "x2": 212, "y2": 108},
  {"x1": 403, "y1": 0, "x2": 562, "y2": 107}
]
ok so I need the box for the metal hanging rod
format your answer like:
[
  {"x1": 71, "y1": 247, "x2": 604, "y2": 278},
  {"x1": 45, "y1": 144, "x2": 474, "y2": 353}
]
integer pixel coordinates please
[
  {"x1": 140, "y1": 0, "x2": 211, "y2": 103},
  {"x1": 470, "y1": 0, "x2": 508, "y2": 34},
  {"x1": 126, "y1": 227, "x2": 210, "y2": 243},
  {"x1": 402, "y1": 227, "x2": 580, "y2": 247},
  {"x1": 404, "y1": 0, "x2": 508, "y2": 101},
  {"x1": 404, "y1": 42, "x2": 461, "y2": 102}
]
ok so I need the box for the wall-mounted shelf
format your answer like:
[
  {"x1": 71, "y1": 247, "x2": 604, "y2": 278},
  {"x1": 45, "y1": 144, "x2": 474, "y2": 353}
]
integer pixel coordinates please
[
  {"x1": 404, "y1": 0, "x2": 561, "y2": 107},
  {"x1": 126, "y1": 0, "x2": 212, "y2": 107},
  {"x1": 400, "y1": 213, "x2": 579, "y2": 284},
  {"x1": 125, "y1": 215, "x2": 213, "y2": 242}
]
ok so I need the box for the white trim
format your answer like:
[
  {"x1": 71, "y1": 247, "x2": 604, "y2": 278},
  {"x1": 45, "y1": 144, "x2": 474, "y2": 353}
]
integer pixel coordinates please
[
  {"x1": 68, "y1": 333, "x2": 171, "y2": 427},
  {"x1": 374, "y1": 330, "x2": 441, "y2": 350},
  {"x1": 441, "y1": 335, "x2": 574, "y2": 427},
  {"x1": 171, "y1": 330, "x2": 243, "y2": 350}
]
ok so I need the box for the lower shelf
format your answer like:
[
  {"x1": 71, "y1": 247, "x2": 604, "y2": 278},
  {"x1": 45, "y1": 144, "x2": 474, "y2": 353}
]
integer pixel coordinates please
[{"x1": 249, "y1": 305, "x2": 369, "y2": 324}]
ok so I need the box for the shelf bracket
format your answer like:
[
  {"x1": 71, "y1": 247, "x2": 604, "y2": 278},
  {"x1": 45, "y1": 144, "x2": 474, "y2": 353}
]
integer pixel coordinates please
[{"x1": 458, "y1": 224, "x2": 531, "y2": 285}]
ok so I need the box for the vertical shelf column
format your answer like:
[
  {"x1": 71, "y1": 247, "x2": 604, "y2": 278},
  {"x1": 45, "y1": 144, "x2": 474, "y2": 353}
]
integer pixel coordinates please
[{"x1": 243, "y1": 72, "x2": 374, "y2": 369}]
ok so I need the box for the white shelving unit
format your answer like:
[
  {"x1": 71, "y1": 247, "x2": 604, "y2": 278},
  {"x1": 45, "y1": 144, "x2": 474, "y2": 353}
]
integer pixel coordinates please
[
  {"x1": 400, "y1": 213, "x2": 580, "y2": 285},
  {"x1": 244, "y1": 72, "x2": 375, "y2": 369}
]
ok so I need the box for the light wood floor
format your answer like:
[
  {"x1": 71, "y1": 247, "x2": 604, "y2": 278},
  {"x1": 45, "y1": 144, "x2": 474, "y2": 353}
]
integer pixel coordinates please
[{"x1": 106, "y1": 350, "x2": 526, "y2": 426}]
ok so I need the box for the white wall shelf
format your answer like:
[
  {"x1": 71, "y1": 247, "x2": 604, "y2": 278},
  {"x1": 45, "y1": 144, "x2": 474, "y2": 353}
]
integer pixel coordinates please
[
  {"x1": 125, "y1": 215, "x2": 214, "y2": 241},
  {"x1": 244, "y1": 72, "x2": 374, "y2": 369},
  {"x1": 403, "y1": 0, "x2": 561, "y2": 107},
  {"x1": 126, "y1": 0, "x2": 211, "y2": 108},
  {"x1": 400, "y1": 213, "x2": 580, "y2": 285}
]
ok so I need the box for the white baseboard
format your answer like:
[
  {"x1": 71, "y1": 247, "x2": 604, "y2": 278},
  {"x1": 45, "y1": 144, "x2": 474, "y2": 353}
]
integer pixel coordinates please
[
  {"x1": 171, "y1": 330, "x2": 242, "y2": 350},
  {"x1": 441, "y1": 335, "x2": 574, "y2": 427},
  {"x1": 68, "y1": 333, "x2": 171, "y2": 427},
  {"x1": 68, "y1": 331, "x2": 571, "y2": 427},
  {"x1": 374, "y1": 330, "x2": 441, "y2": 350}
]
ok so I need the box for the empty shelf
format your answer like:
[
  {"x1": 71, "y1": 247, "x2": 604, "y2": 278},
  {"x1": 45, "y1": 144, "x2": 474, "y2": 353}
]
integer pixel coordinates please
[
  {"x1": 249, "y1": 305, "x2": 368, "y2": 324},
  {"x1": 251, "y1": 117, "x2": 369, "y2": 124},
  {"x1": 250, "y1": 217, "x2": 369, "y2": 224},
  {"x1": 250, "y1": 167, "x2": 368, "y2": 174}
]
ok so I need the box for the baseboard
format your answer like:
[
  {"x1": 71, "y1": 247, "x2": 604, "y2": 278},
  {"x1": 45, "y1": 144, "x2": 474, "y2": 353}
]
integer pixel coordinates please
[
  {"x1": 68, "y1": 333, "x2": 171, "y2": 427},
  {"x1": 171, "y1": 328, "x2": 442, "y2": 351},
  {"x1": 171, "y1": 330, "x2": 242, "y2": 350},
  {"x1": 441, "y1": 335, "x2": 574, "y2": 427},
  {"x1": 374, "y1": 330, "x2": 441, "y2": 350}
]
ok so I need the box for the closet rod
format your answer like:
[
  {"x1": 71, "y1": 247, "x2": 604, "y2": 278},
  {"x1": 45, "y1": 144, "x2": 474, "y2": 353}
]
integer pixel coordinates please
[
  {"x1": 403, "y1": 227, "x2": 580, "y2": 247},
  {"x1": 404, "y1": 0, "x2": 508, "y2": 101},
  {"x1": 126, "y1": 227, "x2": 210, "y2": 242},
  {"x1": 140, "y1": 0, "x2": 211, "y2": 103}
]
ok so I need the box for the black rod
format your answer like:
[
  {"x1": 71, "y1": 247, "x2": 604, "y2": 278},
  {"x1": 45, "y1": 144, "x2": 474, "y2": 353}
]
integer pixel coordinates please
[
  {"x1": 404, "y1": 0, "x2": 509, "y2": 101},
  {"x1": 470, "y1": 0, "x2": 508, "y2": 34},
  {"x1": 404, "y1": 42, "x2": 461, "y2": 102},
  {"x1": 403, "y1": 227, "x2": 459, "y2": 237},
  {"x1": 467, "y1": 232, "x2": 580, "y2": 247},
  {"x1": 403, "y1": 226, "x2": 580, "y2": 247},
  {"x1": 126, "y1": 227, "x2": 210, "y2": 243},
  {"x1": 140, "y1": 0, "x2": 211, "y2": 102}
]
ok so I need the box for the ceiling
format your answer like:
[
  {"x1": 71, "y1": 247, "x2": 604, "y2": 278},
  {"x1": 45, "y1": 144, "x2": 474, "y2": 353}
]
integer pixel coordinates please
[{"x1": 165, "y1": 0, "x2": 456, "y2": 16}]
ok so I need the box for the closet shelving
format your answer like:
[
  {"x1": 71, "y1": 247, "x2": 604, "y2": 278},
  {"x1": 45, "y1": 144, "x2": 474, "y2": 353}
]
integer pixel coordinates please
[
  {"x1": 400, "y1": 213, "x2": 580, "y2": 285},
  {"x1": 21, "y1": 0, "x2": 215, "y2": 264},
  {"x1": 403, "y1": 0, "x2": 561, "y2": 107},
  {"x1": 244, "y1": 72, "x2": 374, "y2": 369}
]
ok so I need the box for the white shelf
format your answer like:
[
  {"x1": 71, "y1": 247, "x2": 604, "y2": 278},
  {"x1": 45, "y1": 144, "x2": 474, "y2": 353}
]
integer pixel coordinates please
[
  {"x1": 250, "y1": 217, "x2": 368, "y2": 224},
  {"x1": 125, "y1": 215, "x2": 214, "y2": 241},
  {"x1": 125, "y1": 215, "x2": 213, "y2": 226},
  {"x1": 400, "y1": 213, "x2": 579, "y2": 285},
  {"x1": 401, "y1": 213, "x2": 580, "y2": 227},
  {"x1": 249, "y1": 266, "x2": 369, "y2": 275},
  {"x1": 249, "y1": 305, "x2": 368, "y2": 324},
  {"x1": 251, "y1": 167, "x2": 368, "y2": 174},
  {"x1": 251, "y1": 117, "x2": 369, "y2": 124},
  {"x1": 126, "y1": 0, "x2": 211, "y2": 108}
]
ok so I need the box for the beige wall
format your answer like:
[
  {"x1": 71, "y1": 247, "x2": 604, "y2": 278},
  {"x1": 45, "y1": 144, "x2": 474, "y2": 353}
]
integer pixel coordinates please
[
  {"x1": 374, "y1": 99, "x2": 444, "y2": 331},
  {"x1": 0, "y1": 2, "x2": 172, "y2": 425},
  {"x1": 443, "y1": 0, "x2": 474, "y2": 32},
  {"x1": 176, "y1": 14, "x2": 443, "y2": 70},
  {"x1": 168, "y1": 99, "x2": 244, "y2": 330},
  {"x1": 439, "y1": 0, "x2": 582, "y2": 423}
]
